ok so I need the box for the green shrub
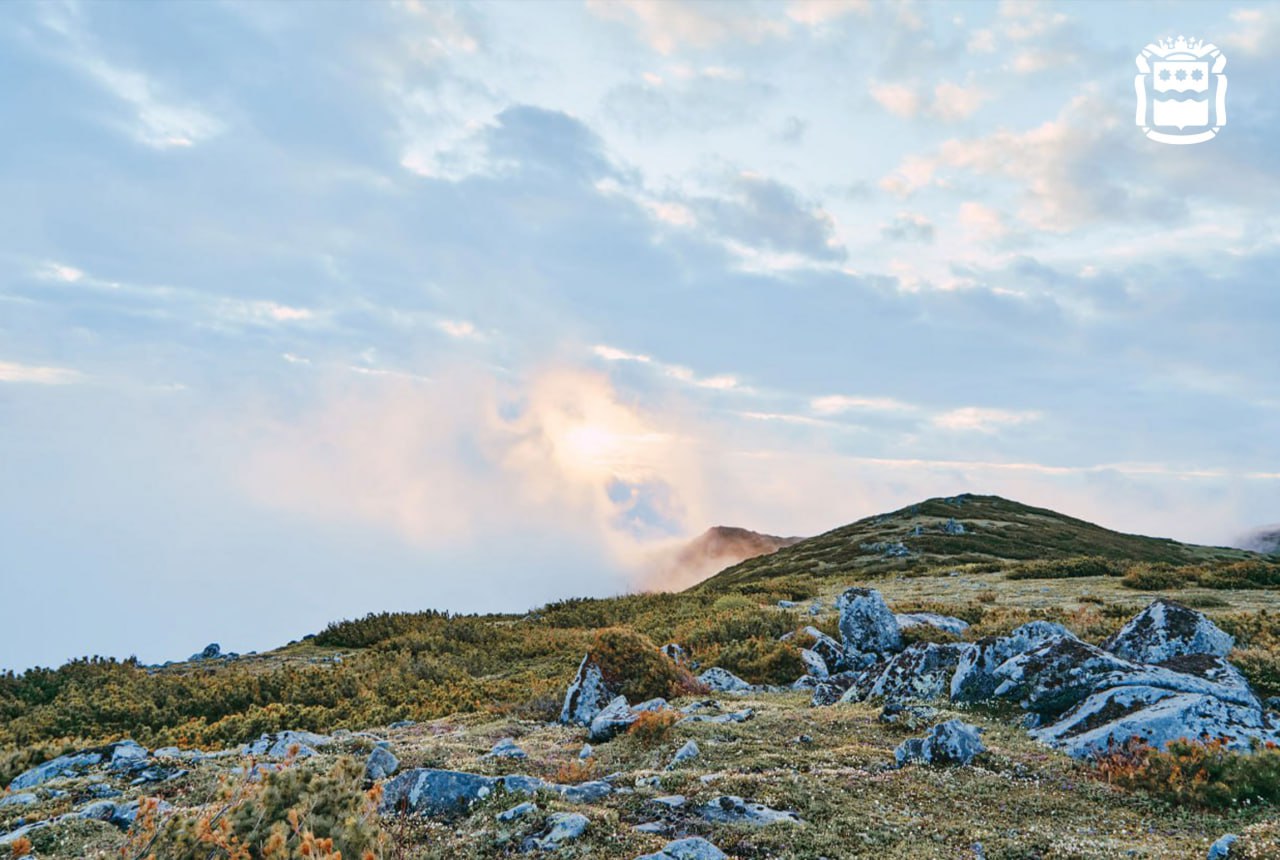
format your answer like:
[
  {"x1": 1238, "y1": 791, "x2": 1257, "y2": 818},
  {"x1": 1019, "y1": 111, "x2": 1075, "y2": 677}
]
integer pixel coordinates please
[
  {"x1": 708, "y1": 637, "x2": 805, "y2": 685},
  {"x1": 1096, "y1": 737, "x2": 1280, "y2": 809},
  {"x1": 1120, "y1": 563, "x2": 1191, "y2": 590},
  {"x1": 1198, "y1": 560, "x2": 1280, "y2": 590},
  {"x1": 588, "y1": 628, "x2": 698, "y2": 702},
  {"x1": 1006, "y1": 557, "x2": 1126, "y2": 580}
]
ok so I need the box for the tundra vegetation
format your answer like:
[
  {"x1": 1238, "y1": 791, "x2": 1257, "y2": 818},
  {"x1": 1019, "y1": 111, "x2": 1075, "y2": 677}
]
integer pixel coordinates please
[{"x1": 2, "y1": 496, "x2": 1279, "y2": 858}]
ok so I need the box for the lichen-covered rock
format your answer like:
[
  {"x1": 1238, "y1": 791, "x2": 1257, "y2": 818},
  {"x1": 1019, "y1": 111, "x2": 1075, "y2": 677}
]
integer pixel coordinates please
[
  {"x1": 242, "y1": 731, "x2": 329, "y2": 759},
  {"x1": 696, "y1": 795, "x2": 802, "y2": 826},
  {"x1": 1207, "y1": 833, "x2": 1238, "y2": 859},
  {"x1": 895, "y1": 612, "x2": 970, "y2": 635},
  {"x1": 950, "y1": 622, "x2": 1077, "y2": 703},
  {"x1": 660, "y1": 643, "x2": 688, "y2": 665},
  {"x1": 589, "y1": 695, "x2": 639, "y2": 742},
  {"x1": 895, "y1": 719, "x2": 986, "y2": 766},
  {"x1": 635, "y1": 836, "x2": 728, "y2": 860},
  {"x1": 856, "y1": 642, "x2": 969, "y2": 703},
  {"x1": 811, "y1": 670, "x2": 867, "y2": 707},
  {"x1": 486, "y1": 738, "x2": 527, "y2": 759},
  {"x1": 800, "y1": 648, "x2": 829, "y2": 678},
  {"x1": 0, "y1": 793, "x2": 36, "y2": 809},
  {"x1": 837, "y1": 588, "x2": 903, "y2": 656},
  {"x1": 366, "y1": 745, "x2": 399, "y2": 780},
  {"x1": 523, "y1": 812, "x2": 588, "y2": 851},
  {"x1": 1104, "y1": 599, "x2": 1234, "y2": 665},
  {"x1": 557, "y1": 780, "x2": 612, "y2": 803},
  {"x1": 560, "y1": 655, "x2": 614, "y2": 726},
  {"x1": 697, "y1": 667, "x2": 752, "y2": 692},
  {"x1": 879, "y1": 702, "x2": 939, "y2": 730},
  {"x1": 800, "y1": 625, "x2": 845, "y2": 668},
  {"x1": 497, "y1": 801, "x2": 538, "y2": 822},
  {"x1": 667, "y1": 739, "x2": 700, "y2": 769},
  {"x1": 107, "y1": 740, "x2": 149, "y2": 771},
  {"x1": 379, "y1": 769, "x2": 498, "y2": 817}
]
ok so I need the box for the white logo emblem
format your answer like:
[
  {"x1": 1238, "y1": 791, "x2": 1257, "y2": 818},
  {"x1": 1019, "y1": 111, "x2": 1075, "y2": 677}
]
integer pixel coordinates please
[{"x1": 1135, "y1": 36, "x2": 1226, "y2": 145}]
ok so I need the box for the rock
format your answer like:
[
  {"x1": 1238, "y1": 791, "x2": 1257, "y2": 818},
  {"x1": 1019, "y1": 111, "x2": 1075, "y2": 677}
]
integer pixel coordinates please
[
  {"x1": 523, "y1": 812, "x2": 588, "y2": 851},
  {"x1": 192, "y1": 643, "x2": 221, "y2": 660},
  {"x1": 389, "y1": 720, "x2": 417, "y2": 729},
  {"x1": 589, "y1": 696, "x2": 640, "y2": 742},
  {"x1": 943, "y1": 518, "x2": 966, "y2": 535},
  {"x1": 0, "y1": 793, "x2": 37, "y2": 808},
  {"x1": 242, "y1": 731, "x2": 329, "y2": 759},
  {"x1": 634, "y1": 698, "x2": 670, "y2": 712},
  {"x1": 895, "y1": 612, "x2": 970, "y2": 635},
  {"x1": 499, "y1": 774, "x2": 548, "y2": 795},
  {"x1": 1104, "y1": 599, "x2": 1234, "y2": 664},
  {"x1": 697, "y1": 795, "x2": 801, "y2": 826},
  {"x1": 486, "y1": 738, "x2": 528, "y2": 760},
  {"x1": 678, "y1": 708, "x2": 753, "y2": 725},
  {"x1": 800, "y1": 626, "x2": 845, "y2": 667},
  {"x1": 497, "y1": 801, "x2": 538, "y2": 822},
  {"x1": 837, "y1": 588, "x2": 903, "y2": 657},
  {"x1": 777, "y1": 600, "x2": 797, "y2": 608},
  {"x1": 578, "y1": 744, "x2": 594, "y2": 760},
  {"x1": 879, "y1": 702, "x2": 938, "y2": 730},
  {"x1": 87, "y1": 782, "x2": 123, "y2": 798},
  {"x1": 634, "y1": 821, "x2": 667, "y2": 834},
  {"x1": 697, "y1": 667, "x2": 752, "y2": 692},
  {"x1": 130, "y1": 765, "x2": 185, "y2": 785},
  {"x1": 9, "y1": 750, "x2": 103, "y2": 790},
  {"x1": 652, "y1": 794, "x2": 685, "y2": 808},
  {"x1": 950, "y1": 622, "x2": 1078, "y2": 703},
  {"x1": 108, "y1": 740, "x2": 149, "y2": 771},
  {"x1": 78, "y1": 798, "x2": 168, "y2": 829},
  {"x1": 667, "y1": 740, "x2": 699, "y2": 769},
  {"x1": 811, "y1": 671, "x2": 865, "y2": 707},
  {"x1": 855, "y1": 642, "x2": 969, "y2": 703},
  {"x1": 635, "y1": 837, "x2": 729, "y2": 860},
  {"x1": 558, "y1": 780, "x2": 612, "y2": 803},
  {"x1": 379, "y1": 769, "x2": 498, "y2": 817},
  {"x1": 1207, "y1": 834, "x2": 1238, "y2": 859},
  {"x1": 561, "y1": 655, "x2": 615, "y2": 727},
  {"x1": 800, "y1": 648, "x2": 829, "y2": 679},
  {"x1": 808, "y1": 602, "x2": 823, "y2": 615},
  {"x1": 660, "y1": 643, "x2": 688, "y2": 665},
  {"x1": 895, "y1": 719, "x2": 986, "y2": 766},
  {"x1": 366, "y1": 746, "x2": 399, "y2": 780}
]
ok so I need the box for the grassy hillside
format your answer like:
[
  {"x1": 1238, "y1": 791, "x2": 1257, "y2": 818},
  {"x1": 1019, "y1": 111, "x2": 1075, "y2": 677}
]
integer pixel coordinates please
[{"x1": 698, "y1": 494, "x2": 1256, "y2": 591}]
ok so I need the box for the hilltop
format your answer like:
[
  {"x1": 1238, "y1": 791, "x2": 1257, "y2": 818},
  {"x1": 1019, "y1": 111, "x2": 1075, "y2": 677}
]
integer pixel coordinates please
[
  {"x1": 2, "y1": 495, "x2": 1279, "y2": 859},
  {"x1": 699, "y1": 494, "x2": 1256, "y2": 591}
]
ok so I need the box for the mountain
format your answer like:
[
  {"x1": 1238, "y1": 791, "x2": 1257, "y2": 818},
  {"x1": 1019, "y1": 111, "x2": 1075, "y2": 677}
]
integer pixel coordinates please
[
  {"x1": 1238, "y1": 525, "x2": 1280, "y2": 556},
  {"x1": 697, "y1": 493, "x2": 1257, "y2": 591},
  {"x1": 647, "y1": 526, "x2": 802, "y2": 590}
]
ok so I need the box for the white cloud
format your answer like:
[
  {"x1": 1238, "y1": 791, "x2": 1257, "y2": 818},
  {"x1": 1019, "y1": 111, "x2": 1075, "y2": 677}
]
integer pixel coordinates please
[
  {"x1": 811, "y1": 394, "x2": 914, "y2": 415},
  {"x1": 785, "y1": 0, "x2": 870, "y2": 26},
  {"x1": 587, "y1": 0, "x2": 788, "y2": 54},
  {"x1": 593, "y1": 344, "x2": 652, "y2": 363},
  {"x1": 957, "y1": 201, "x2": 1007, "y2": 241},
  {"x1": 1224, "y1": 8, "x2": 1278, "y2": 55},
  {"x1": 933, "y1": 406, "x2": 1042, "y2": 432},
  {"x1": 38, "y1": 262, "x2": 85, "y2": 283},
  {"x1": 869, "y1": 81, "x2": 921, "y2": 118},
  {"x1": 0, "y1": 361, "x2": 83, "y2": 385},
  {"x1": 932, "y1": 81, "x2": 988, "y2": 121},
  {"x1": 438, "y1": 319, "x2": 479, "y2": 339}
]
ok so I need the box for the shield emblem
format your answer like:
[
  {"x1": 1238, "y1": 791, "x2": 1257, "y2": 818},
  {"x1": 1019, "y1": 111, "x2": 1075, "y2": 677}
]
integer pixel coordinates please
[{"x1": 1135, "y1": 37, "x2": 1226, "y2": 145}]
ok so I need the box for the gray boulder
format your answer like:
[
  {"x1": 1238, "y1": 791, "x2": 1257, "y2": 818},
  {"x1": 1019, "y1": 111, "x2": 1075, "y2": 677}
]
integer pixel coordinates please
[
  {"x1": 108, "y1": 740, "x2": 149, "y2": 771},
  {"x1": 589, "y1": 696, "x2": 640, "y2": 742},
  {"x1": 9, "y1": 750, "x2": 103, "y2": 790},
  {"x1": 1104, "y1": 599, "x2": 1234, "y2": 664},
  {"x1": 950, "y1": 622, "x2": 1077, "y2": 703},
  {"x1": 560, "y1": 655, "x2": 614, "y2": 726},
  {"x1": 0, "y1": 793, "x2": 36, "y2": 809},
  {"x1": 660, "y1": 643, "x2": 688, "y2": 665},
  {"x1": 486, "y1": 738, "x2": 527, "y2": 760},
  {"x1": 799, "y1": 648, "x2": 829, "y2": 678},
  {"x1": 837, "y1": 588, "x2": 903, "y2": 656},
  {"x1": 497, "y1": 801, "x2": 538, "y2": 822},
  {"x1": 854, "y1": 642, "x2": 969, "y2": 703},
  {"x1": 799, "y1": 625, "x2": 845, "y2": 667},
  {"x1": 379, "y1": 769, "x2": 498, "y2": 817},
  {"x1": 667, "y1": 740, "x2": 700, "y2": 769},
  {"x1": 1207, "y1": 834, "x2": 1238, "y2": 859},
  {"x1": 190, "y1": 643, "x2": 221, "y2": 661},
  {"x1": 523, "y1": 812, "x2": 588, "y2": 851},
  {"x1": 811, "y1": 671, "x2": 865, "y2": 707},
  {"x1": 697, "y1": 795, "x2": 801, "y2": 825},
  {"x1": 896, "y1": 612, "x2": 970, "y2": 635},
  {"x1": 558, "y1": 780, "x2": 613, "y2": 803},
  {"x1": 366, "y1": 746, "x2": 399, "y2": 780},
  {"x1": 635, "y1": 837, "x2": 728, "y2": 860},
  {"x1": 242, "y1": 731, "x2": 329, "y2": 759},
  {"x1": 697, "y1": 667, "x2": 753, "y2": 692},
  {"x1": 895, "y1": 719, "x2": 986, "y2": 766}
]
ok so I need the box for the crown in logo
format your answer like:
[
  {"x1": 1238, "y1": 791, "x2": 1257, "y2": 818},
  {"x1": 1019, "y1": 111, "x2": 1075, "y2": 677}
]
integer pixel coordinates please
[{"x1": 1156, "y1": 35, "x2": 1204, "y2": 53}]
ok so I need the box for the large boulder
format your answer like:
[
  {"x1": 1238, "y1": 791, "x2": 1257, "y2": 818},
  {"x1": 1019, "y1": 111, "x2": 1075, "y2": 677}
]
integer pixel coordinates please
[
  {"x1": 799, "y1": 626, "x2": 845, "y2": 668},
  {"x1": 380, "y1": 769, "x2": 502, "y2": 817},
  {"x1": 697, "y1": 667, "x2": 752, "y2": 692},
  {"x1": 560, "y1": 655, "x2": 614, "y2": 726},
  {"x1": 950, "y1": 621, "x2": 1077, "y2": 703},
  {"x1": 589, "y1": 696, "x2": 640, "y2": 742},
  {"x1": 366, "y1": 746, "x2": 399, "y2": 780},
  {"x1": 854, "y1": 642, "x2": 969, "y2": 703},
  {"x1": 810, "y1": 670, "x2": 866, "y2": 707},
  {"x1": 895, "y1": 613, "x2": 970, "y2": 636},
  {"x1": 696, "y1": 795, "x2": 801, "y2": 826},
  {"x1": 9, "y1": 749, "x2": 104, "y2": 790},
  {"x1": 837, "y1": 588, "x2": 902, "y2": 657},
  {"x1": 895, "y1": 719, "x2": 986, "y2": 766},
  {"x1": 1103, "y1": 599, "x2": 1234, "y2": 664},
  {"x1": 243, "y1": 731, "x2": 329, "y2": 759},
  {"x1": 799, "y1": 648, "x2": 829, "y2": 679},
  {"x1": 523, "y1": 812, "x2": 589, "y2": 852},
  {"x1": 635, "y1": 837, "x2": 728, "y2": 860}
]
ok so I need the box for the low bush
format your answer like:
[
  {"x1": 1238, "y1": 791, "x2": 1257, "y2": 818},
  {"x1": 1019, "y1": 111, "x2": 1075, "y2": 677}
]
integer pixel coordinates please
[
  {"x1": 588, "y1": 628, "x2": 698, "y2": 703},
  {"x1": 707, "y1": 638, "x2": 805, "y2": 685},
  {"x1": 627, "y1": 710, "x2": 682, "y2": 746},
  {"x1": 1006, "y1": 557, "x2": 1126, "y2": 581},
  {"x1": 1120, "y1": 564, "x2": 1191, "y2": 591},
  {"x1": 1096, "y1": 736, "x2": 1280, "y2": 809}
]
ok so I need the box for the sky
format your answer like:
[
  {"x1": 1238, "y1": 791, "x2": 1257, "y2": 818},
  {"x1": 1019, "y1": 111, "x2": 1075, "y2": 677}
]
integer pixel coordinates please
[{"x1": 1, "y1": 0, "x2": 1277, "y2": 672}]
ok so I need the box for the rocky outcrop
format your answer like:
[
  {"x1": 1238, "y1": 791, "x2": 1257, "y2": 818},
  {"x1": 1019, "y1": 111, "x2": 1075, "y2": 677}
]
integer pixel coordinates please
[
  {"x1": 10, "y1": 750, "x2": 104, "y2": 790},
  {"x1": 697, "y1": 667, "x2": 753, "y2": 692},
  {"x1": 366, "y1": 746, "x2": 399, "y2": 780},
  {"x1": 243, "y1": 731, "x2": 329, "y2": 759},
  {"x1": 799, "y1": 626, "x2": 845, "y2": 668},
  {"x1": 523, "y1": 812, "x2": 588, "y2": 851},
  {"x1": 950, "y1": 621, "x2": 1078, "y2": 703},
  {"x1": 856, "y1": 642, "x2": 969, "y2": 703},
  {"x1": 837, "y1": 588, "x2": 903, "y2": 658},
  {"x1": 1103, "y1": 598, "x2": 1234, "y2": 664},
  {"x1": 589, "y1": 696, "x2": 641, "y2": 742},
  {"x1": 635, "y1": 837, "x2": 728, "y2": 860},
  {"x1": 561, "y1": 655, "x2": 614, "y2": 726},
  {"x1": 895, "y1": 720, "x2": 985, "y2": 766},
  {"x1": 896, "y1": 612, "x2": 970, "y2": 636},
  {"x1": 667, "y1": 739, "x2": 699, "y2": 769},
  {"x1": 799, "y1": 648, "x2": 829, "y2": 678},
  {"x1": 379, "y1": 769, "x2": 500, "y2": 817}
]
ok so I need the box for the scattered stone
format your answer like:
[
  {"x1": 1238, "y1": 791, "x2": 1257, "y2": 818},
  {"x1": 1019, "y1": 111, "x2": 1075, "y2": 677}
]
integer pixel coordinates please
[
  {"x1": 589, "y1": 696, "x2": 640, "y2": 742},
  {"x1": 879, "y1": 702, "x2": 938, "y2": 730},
  {"x1": 486, "y1": 738, "x2": 527, "y2": 760},
  {"x1": 107, "y1": 740, "x2": 149, "y2": 771},
  {"x1": 87, "y1": 782, "x2": 122, "y2": 798},
  {"x1": 378, "y1": 769, "x2": 498, "y2": 817},
  {"x1": 523, "y1": 812, "x2": 588, "y2": 852},
  {"x1": 697, "y1": 795, "x2": 801, "y2": 826},
  {"x1": 1207, "y1": 833, "x2": 1238, "y2": 859},
  {"x1": 679, "y1": 708, "x2": 753, "y2": 725},
  {"x1": 578, "y1": 743, "x2": 594, "y2": 760},
  {"x1": 561, "y1": 655, "x2": 615, "y2": 726},
  {"x1": 190, "y1": 643, "x2": 222, "y2": 661},
  {"x1": 697, "y1": 667, "x2": 753, "y2": 692},
  {"x1": 895, "y1": 719, "x2": 986, "y2": 767},
  {"x1": 667, "y1": 740, "x2": 700, "y2": 769},
  {"x1": 800, "y1": 648, "x2": 829, "y2": 679},
  {"x1": 837, "y1": 588, "x2": 903, "y2": 657},
  {"x1": 497, "y1": 801, "x2": 538, "y2": 822},
  {"x1": 661, "y1": 643, "x2": 688, "y2": 665},
  {"x1": 652, "y1": 794, "x2": 685, "y2": 808},
  {"x1": 9, "y1": 750, "x2": 103, "y2": 790},
  {"x1": 635, "y1": 836, "x2": 729, "y2": 860},
  {"x1": 943, "y1": 518, "x2": 966, "y2": 535},
  {"x1": 777, "y1": 600, "x2": 797, "y2": 608},
  {"x1": 558, "y1": 780, "x2": 612, "y2": 803},
  {"x1": 895, "y1": 612, "x2": 970, "y2": 635},
  {"x1": 634, "y1": 821, "x2": 667, "y2": 835},
  {"x1": 366, "y1": 746, "x2": 399, "y2": 780},
  {"x1": 1104, "y1": 599, "x2": 1234, "y2": 665},
  {"x1": 0, "y1": 793, "x2": 36, "y2": 808},
  {"x1": 389, "y1": 720, "x2": 417, "y2": 729},
  {"x1": 242, "y1": 731, "x2": 329, "y2": 759},
  {"x1": 856, "y1": 642, "x2": 969, "y2": 702}
]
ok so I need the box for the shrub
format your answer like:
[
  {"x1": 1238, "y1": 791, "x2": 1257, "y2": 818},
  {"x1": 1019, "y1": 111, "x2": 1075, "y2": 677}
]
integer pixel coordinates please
[
  {"x1": 1120, "y1": 564, "x2": 1191, "y2": 591},
  {"x1": 552, "y1": 758, "x2": 597, "y2": 785},
  {"x1": 1006, "y1": 557, "x2": 1126, "y2": 580},
  {"x1": 627, "y1": 710, "x2": 682, "y2": 747},
  {"x1": 707, "y1": 638, "x2": 805, "y2": 686},
  {"x1": 144, "y1": 756, "x2": 385, "y2": 859},
  {"x1": 588, "y1": 628, "x2": 698, "y2": 703},
  {"x1": 1198, "y1": 560, "x2": 1280, "y2": 590},
  {"x1": 1096, "y1": 736, "x2": 1280, "y2": 809},
  {"x1": 314, "y1": 610, "x2": 449, "y2": 648}
]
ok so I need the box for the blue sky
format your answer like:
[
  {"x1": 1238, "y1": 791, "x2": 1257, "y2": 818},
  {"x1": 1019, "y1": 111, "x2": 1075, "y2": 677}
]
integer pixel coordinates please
[{"x1": 2, "y1": 0, "x2": 1277, "y2": 672}]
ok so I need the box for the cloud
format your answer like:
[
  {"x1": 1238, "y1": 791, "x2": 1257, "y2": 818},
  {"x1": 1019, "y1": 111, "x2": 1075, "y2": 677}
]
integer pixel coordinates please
[
  {"x1": 593, "y1": 344, "x2": 744, "y2": 393},
  {"x1": 933, "y1": 406, "x2": 1042, "y2": 433},
  {"x1": 0, "y1": 361, "x2": 83, "y2": 385},
  {"x1": 870, "y1": 81, "x2": 987, "y2": 121},
  {"x1": 881, "y1": 212, "x2": 935, "y2": 243},
  {"x1": 811, "y1": 394, "x2": 915, "y2": 415},
  {"x1": 38, "y1": 262, "x2": 85, "y2": 283},
  {"x1": 690, "y1": 172, "x2": 845, "y2": 262},
  {"x1": 957, "y1": 201, "x2": 1008, "y2": 242},
  {"x1": 438, "y1": 319, "x2": 479, "y2": 339},
  {"x1": 869, "y1": 81, "x2": 921, "y2": 118},
  {"x1": 931, "y1": 81, "x2": 988, "y2": 121},
  {"x1": 586, "y1": 0, "x2": 789, "y2": 54}
]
